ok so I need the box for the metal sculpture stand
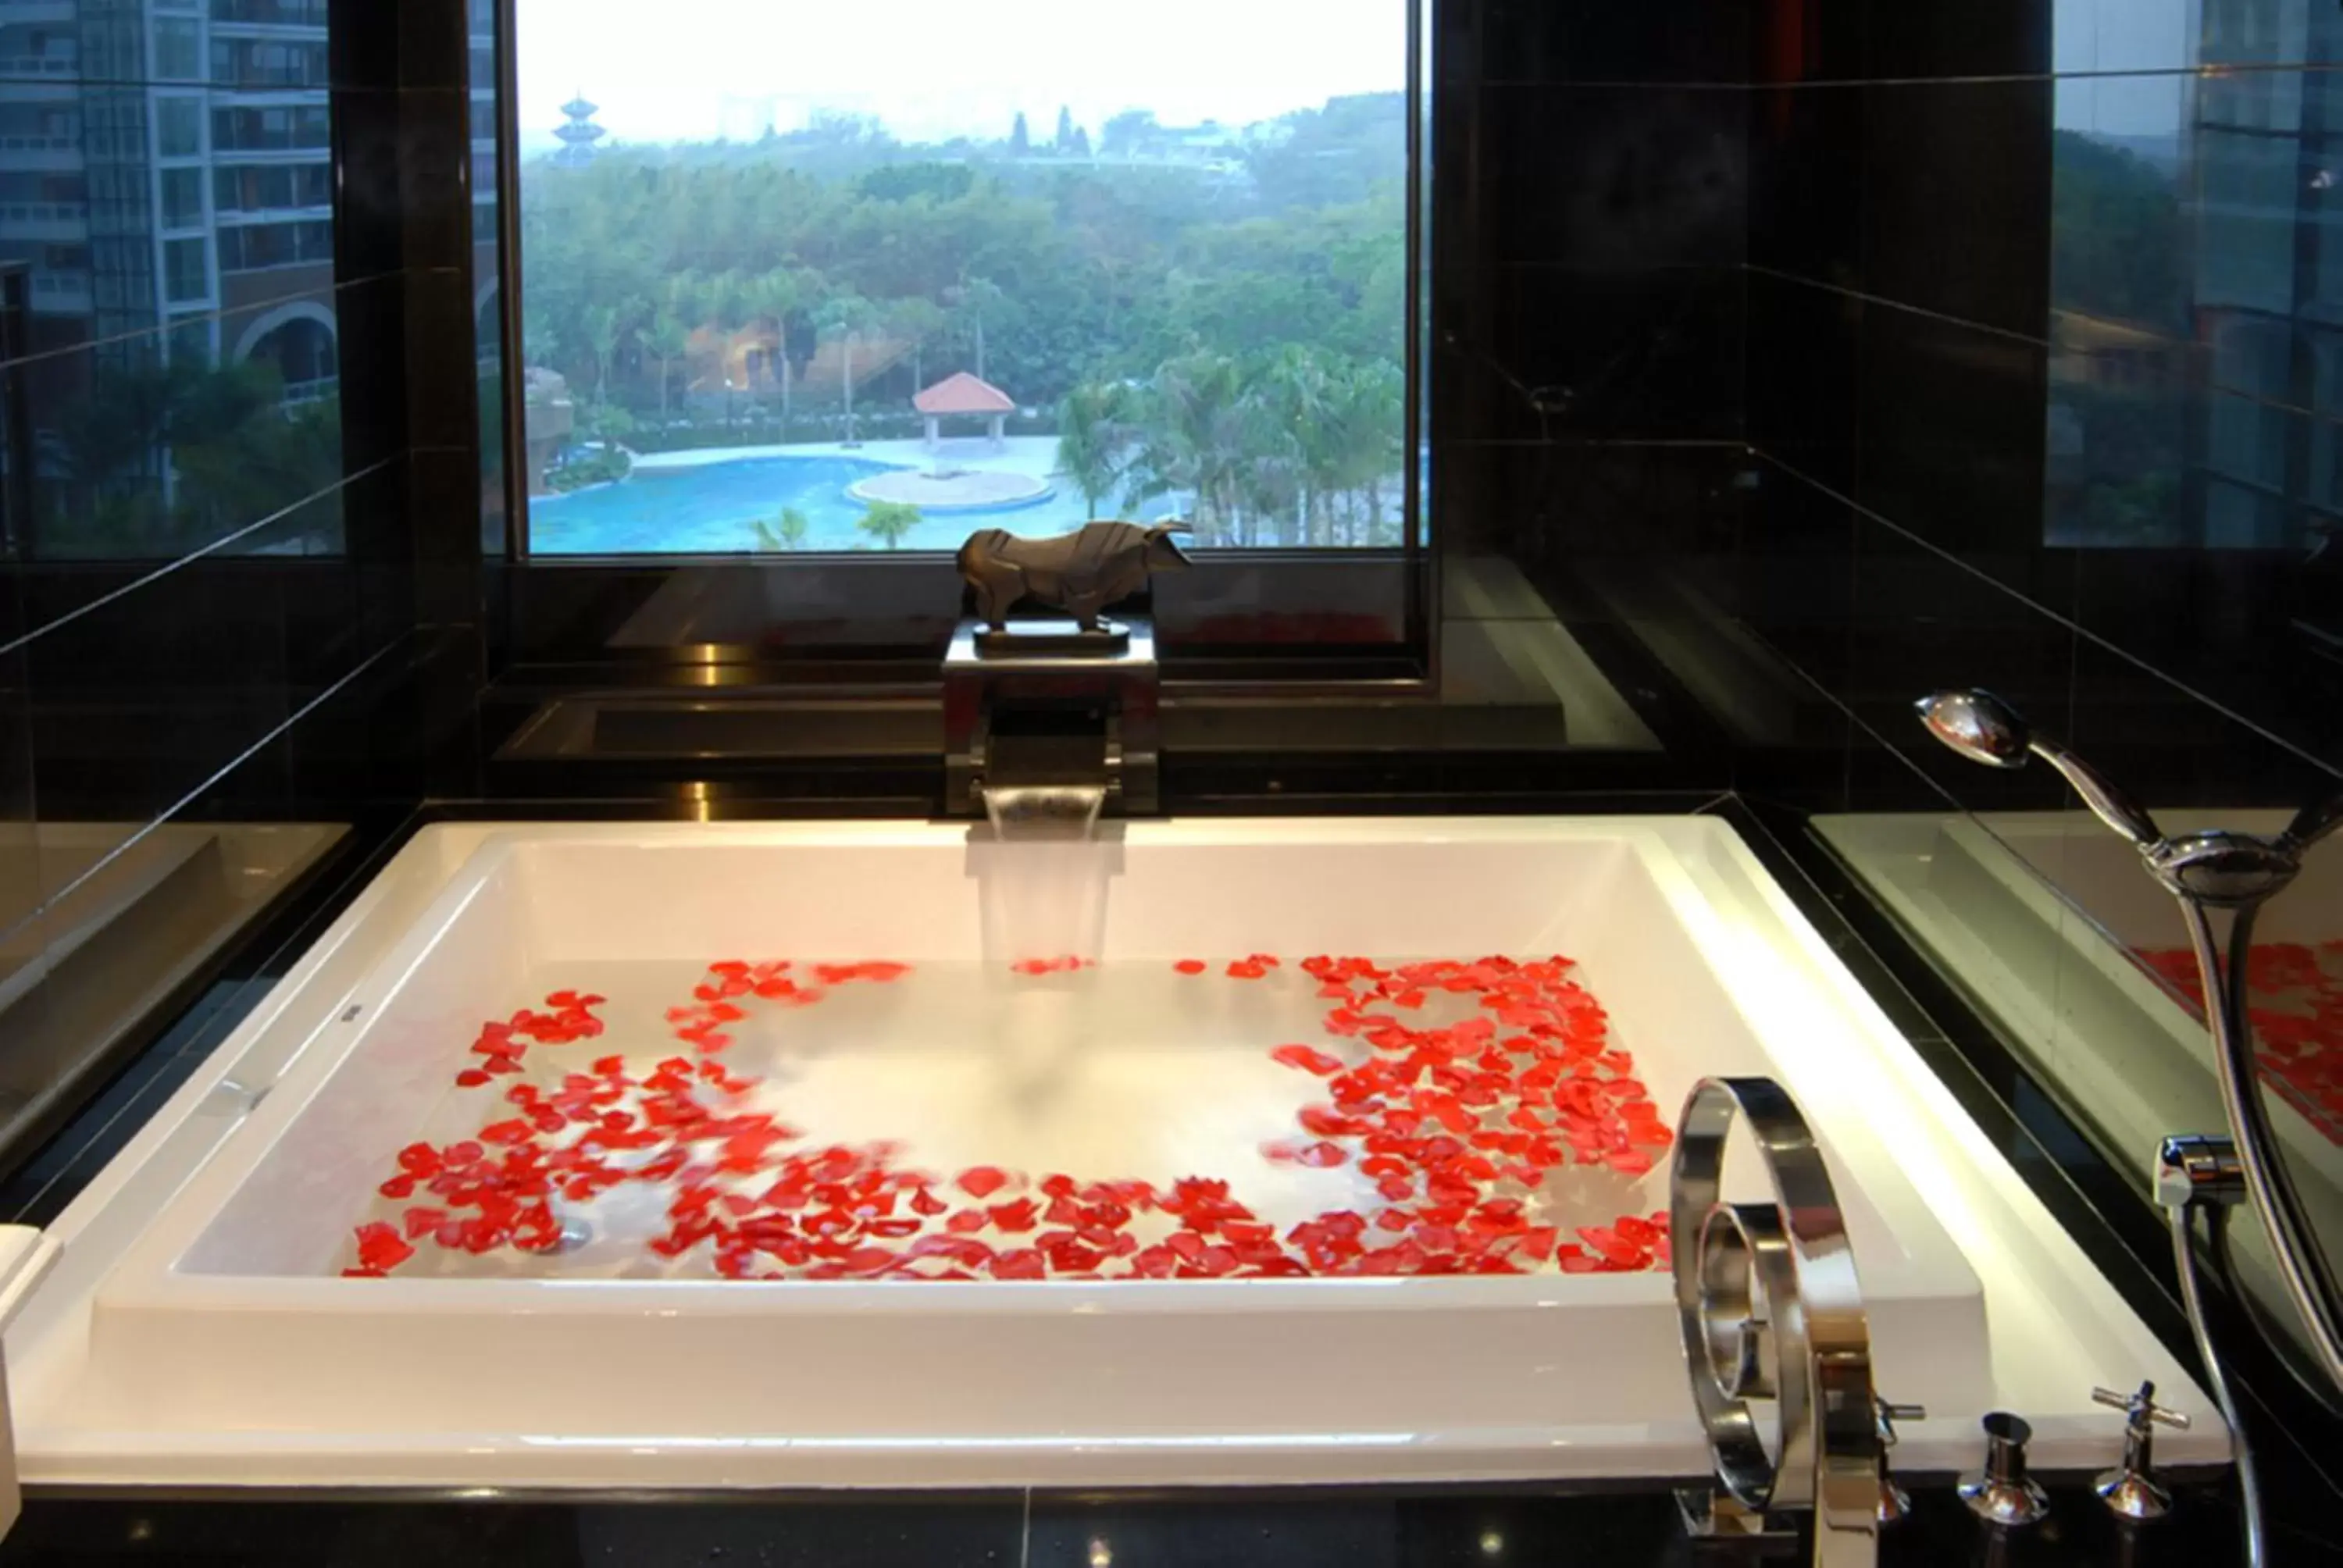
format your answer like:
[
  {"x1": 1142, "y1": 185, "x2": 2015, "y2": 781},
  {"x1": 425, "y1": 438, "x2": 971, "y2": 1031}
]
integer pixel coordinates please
[{"x1": 1671, "y1": 1077, "x2": 1885, "y2": 1568}]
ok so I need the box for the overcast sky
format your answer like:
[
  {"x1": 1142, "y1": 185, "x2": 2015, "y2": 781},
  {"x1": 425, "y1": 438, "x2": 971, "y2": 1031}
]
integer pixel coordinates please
[
  {"x1": 2052, "y1": 0, "x2": 2190, "y2": 137},
  {"x1": 517, "y1": 0, "x2": 2192, "y2": 155},
  {"x1": 517, "y1": 0, "x2": 1407, "y2": 151}
]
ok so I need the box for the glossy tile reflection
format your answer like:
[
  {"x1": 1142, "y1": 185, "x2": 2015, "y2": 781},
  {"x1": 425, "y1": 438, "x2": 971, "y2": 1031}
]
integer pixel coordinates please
[{"x1": 0, "y1": 0, "x2": 438, "y2": 1176}]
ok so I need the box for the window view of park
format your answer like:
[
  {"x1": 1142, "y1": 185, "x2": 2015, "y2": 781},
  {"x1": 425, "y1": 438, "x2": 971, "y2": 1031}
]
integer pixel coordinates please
[{"x1": 516, "y1": 0, "x2": 1410, "y2": 555}]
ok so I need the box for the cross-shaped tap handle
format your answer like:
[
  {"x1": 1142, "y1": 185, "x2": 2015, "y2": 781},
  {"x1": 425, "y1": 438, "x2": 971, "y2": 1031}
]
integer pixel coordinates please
[
  {"x1": 1876, "y1": 1397, "x2": 1927, "y2": 1445},
  {"x1": 2092, "y1": 1381, "x2": 2190, "y2": 1522},
  {"x1": 1874, "y1": 1396, "x2": 1928, "y2": 1527},
  {"x1": 2092, "y1": 1381, "x2": 2191, "y2": 1438}
]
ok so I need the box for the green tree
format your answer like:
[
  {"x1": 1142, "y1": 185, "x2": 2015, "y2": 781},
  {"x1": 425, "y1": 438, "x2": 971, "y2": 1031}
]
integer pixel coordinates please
[
  {"x1": 2052, "y1": 130, "x2": 2185, "y2": 330},
  {"x1": 1125, "y1": 351, "x2": 1250, "y2": 543},
  {"x1": 1009, "y1": 111, "x2": 1030, "y2": 155},
  {"x1": 750, "y1": 269, "x2": 809, "y2": 440},
  {"x1": 1054, "y1": 105, "x2": 1075, "y2": 152},
  {"x1": 858, "y1": 498, "x2": 921, "y2": 549},
  {"x1": 1055, "y1": 382, "x2": 1128, "y2": 515}
]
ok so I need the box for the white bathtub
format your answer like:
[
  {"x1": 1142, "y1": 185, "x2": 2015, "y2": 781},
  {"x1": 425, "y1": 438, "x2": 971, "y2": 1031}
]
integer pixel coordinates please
[{"x1": 0, "y1": 818, "x2": 2219, "y2": 1489}]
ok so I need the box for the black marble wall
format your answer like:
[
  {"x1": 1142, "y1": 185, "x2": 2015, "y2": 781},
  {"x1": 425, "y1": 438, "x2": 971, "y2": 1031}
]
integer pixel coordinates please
[
  {"x1": 1741, "y1": 2, "x2": 2343, "y2": 1501},
  {"x1": 0, "y1": 0, "x2": 484, "y2": 1166},
  {"x1": 1742, "y1": 2, "x2": 2343, "y2": 819}
]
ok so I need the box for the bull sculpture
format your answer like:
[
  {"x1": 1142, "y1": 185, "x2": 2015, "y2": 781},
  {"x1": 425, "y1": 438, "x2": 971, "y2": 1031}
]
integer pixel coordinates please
[{"x1": 956, "y1": 520, "x2": 1193, "y2": 634}]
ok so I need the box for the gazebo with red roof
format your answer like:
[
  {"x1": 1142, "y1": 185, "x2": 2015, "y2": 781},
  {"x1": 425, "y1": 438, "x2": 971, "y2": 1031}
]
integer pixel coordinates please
[{"x1": 913, "y1": 371, "x2": 1017, "y2": 452}]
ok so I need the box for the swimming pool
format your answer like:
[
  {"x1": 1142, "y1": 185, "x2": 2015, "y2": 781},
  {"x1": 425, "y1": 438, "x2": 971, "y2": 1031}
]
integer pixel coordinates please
[{"x1": 529, "y1": 454, "x2": 1079, "y2": 555}]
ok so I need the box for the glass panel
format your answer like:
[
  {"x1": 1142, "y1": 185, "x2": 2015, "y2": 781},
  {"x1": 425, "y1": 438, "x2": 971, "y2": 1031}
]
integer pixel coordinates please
[
  {"x1": 156, "y1": 96, "x2": 203, "y2": 158},
  {"x1": 513, "y1": 0, "x2": 1411, "y2": 556},
  {"x1": 159, "y1": 166, "x2": 202, "y2": 231},
  {"x1": 161, "y1": 235, "x2": 208, "y2": 303},
  {"x1": 152, "y1": 18, "x2": 201, "y2": 82}
]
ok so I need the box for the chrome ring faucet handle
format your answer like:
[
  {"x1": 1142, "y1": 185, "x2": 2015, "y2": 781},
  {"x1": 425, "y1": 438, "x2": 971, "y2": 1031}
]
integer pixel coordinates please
[
  {"x1": 2091, "y1": 1381, "x2": 2190, "y2": 1523},
  {"x1": 1874, "y1": 1397, "x2": 1926, "y2": 1527},
  {"x1": 1671, "y1": 1076, "x2": 1881, "y2": 1568},
  {"x1": 1957, "y1": 1411, "x2": 2052, "y2": 1529},
  {"x1": 1913, "y1": 690, "x2": 2163, "y2": 848}
]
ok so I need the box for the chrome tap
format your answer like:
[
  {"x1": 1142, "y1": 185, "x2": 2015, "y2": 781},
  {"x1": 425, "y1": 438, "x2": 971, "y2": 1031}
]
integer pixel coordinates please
[
  {"x1": 943, "y1": 615, "x2": 1161, "y2": 825},
  {"x1": 1874, "y1": 1396, "x2": 1926, "y2": 1527},
  {"x1": 1956, "y1": 1412, "x2": 2051, "y2": 1529},
  {"x1": 2092, "y1": 1380, "x2": 2190, "y2": 1522}
]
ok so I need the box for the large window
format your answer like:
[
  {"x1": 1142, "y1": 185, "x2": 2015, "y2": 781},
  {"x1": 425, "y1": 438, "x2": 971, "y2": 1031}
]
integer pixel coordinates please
[{"x1": 513, "y1": 0, "x2": 1413, "y2": 556}]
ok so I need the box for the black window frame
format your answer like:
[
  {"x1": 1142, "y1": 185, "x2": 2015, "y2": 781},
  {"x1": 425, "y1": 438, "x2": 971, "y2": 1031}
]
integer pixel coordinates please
[{"x1": 484, "y1": 0, "x2": 1436, "y2": 688}]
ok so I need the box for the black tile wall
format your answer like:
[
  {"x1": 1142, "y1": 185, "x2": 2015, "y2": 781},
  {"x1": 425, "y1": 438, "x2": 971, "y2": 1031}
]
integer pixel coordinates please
[
  {"x1": 0, "y1": 0, "x2": 488, "y2": 1167},
  {"x1": 1742, "y1": 0, "x2": 2343, "y2": 811},
  {"x1": 1741, "y1": 0, "x2": 2343, "y2": 1502}
]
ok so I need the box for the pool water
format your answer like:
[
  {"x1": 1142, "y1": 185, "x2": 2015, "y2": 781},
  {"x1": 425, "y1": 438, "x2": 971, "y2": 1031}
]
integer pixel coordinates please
[{"x1": 530, "y1": 454, "x2": 1084, "y2": 555}]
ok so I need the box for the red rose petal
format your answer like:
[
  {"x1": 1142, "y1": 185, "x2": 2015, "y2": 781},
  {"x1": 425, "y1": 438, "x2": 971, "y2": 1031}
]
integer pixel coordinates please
[
  {"x1": 957, "y1": 1166, "x2": 1011, "y2": 1199},
  {"x1": 1271, "y1": 1044, "x2": 1346, "y2": 1077}
]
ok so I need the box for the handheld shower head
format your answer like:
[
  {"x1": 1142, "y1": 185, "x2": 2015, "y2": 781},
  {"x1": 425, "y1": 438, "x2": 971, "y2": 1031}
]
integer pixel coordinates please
[
  {"x1": 1914, "y1": 689, "x2": 2032, "y2": 769},
  {"x1": 1913, "y1": 689, "x2": 2163, "y2": 849}
]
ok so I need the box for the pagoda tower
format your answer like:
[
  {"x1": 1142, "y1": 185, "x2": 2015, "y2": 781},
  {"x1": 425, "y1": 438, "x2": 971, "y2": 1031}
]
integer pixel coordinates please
[{"x1": 554, "y1": 91, "x2": 606, "y2": 167}]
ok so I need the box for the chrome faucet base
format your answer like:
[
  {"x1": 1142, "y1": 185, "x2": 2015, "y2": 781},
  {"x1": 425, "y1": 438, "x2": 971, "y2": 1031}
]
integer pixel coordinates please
[
  {"x1": 2093, "y1": 1466, "x2": 2174, "y2": 1522},
  {"x1": 1957, "y1": 1412, "x2": 2050, "y2": 1530},
  {"x1": 1956, "y1": 1472, "x2": 2051, "y2": 1529},
  {"x1": 1675, "y1": 1486, "x2": 1799, "y2": 1555}
]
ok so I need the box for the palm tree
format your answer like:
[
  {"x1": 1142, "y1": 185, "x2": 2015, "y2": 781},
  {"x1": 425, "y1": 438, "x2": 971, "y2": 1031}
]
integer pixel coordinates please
[
  {"x1": 754, "y1": 506, "x2": 811, "y2": 551},
  {"x1": 1244, "y1": 346, "x2": 1336, "y2": 544},
  {"x1": 1054, "y1": 382, "x2": 1127, "y2": 516},
  {"x1": 1125, "y1": 352, "x2": 1247, "y2": 543},
  {"x1": 889, "y1": 296, "x2": 948, "y2": 394},
  {"x1": 583, "y1": 305, "x2": 622, "y2": 411},
  {"x1": 858, "y1": 499, "x2": 921, "y2": 549},
  {"x1": 636, "y1": 309, "x2": 690, "y2": 426},
  {"x1": 1322, "y1": 358, "x2": 1405, "y2": 544},
  {"x1": 749, "y1": 269, "x2": 804, "y2": 441},
  {"x1": 818, "y1": 293, "x2": 882, "y2": 446},
  {"x1": 947, "y1": 275, "x2": 1005, "y2": 381}
]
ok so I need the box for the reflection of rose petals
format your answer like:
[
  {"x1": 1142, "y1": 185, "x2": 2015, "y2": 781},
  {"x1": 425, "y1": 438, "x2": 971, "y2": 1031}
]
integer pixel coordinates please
[{"x1": 1175, "y1": 959, "x2": 1208, "y2": 975}]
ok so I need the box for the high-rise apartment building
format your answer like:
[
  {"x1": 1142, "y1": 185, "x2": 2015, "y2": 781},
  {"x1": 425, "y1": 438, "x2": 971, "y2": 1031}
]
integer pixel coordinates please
[{"x1": 2191, "y1": 0, "x2": 2343, "y2": 546}]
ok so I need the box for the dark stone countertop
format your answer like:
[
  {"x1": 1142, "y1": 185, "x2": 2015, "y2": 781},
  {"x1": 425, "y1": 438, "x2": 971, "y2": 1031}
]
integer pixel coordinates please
[{"x1": 0, "y1": 1476, "x2": 2290, "y2": 1566}]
